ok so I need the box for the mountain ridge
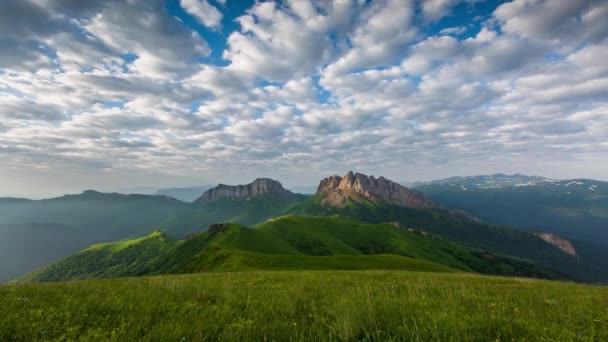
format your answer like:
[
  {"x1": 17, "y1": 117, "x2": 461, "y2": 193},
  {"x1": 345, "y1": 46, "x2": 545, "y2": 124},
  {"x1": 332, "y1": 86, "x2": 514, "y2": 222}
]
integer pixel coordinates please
[
  {"x1": 195, "y1": 178, "x2": 296, "y2": 204},
  {"x1": 16, "y1": 216, "x2": 562, "y2": 283},
  {"x1": 317, "y1": 171, "x2": 439, "y2": 209}
]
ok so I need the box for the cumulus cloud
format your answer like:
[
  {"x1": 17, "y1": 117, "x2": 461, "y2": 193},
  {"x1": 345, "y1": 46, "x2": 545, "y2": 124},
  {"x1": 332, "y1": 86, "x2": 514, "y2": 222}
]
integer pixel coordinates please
[
  {"x1": 422, "y1": 0, "x2": 462, "y2": 22},
  {"x1": 1, "y1": 0, "x2": 607, "y2": 197},
  {"x1": 494, "y1": 0, "x2": 608, "y2": 49},
  {"x1": 180, "y1": 0, "x2": 223, "y2": 29}
]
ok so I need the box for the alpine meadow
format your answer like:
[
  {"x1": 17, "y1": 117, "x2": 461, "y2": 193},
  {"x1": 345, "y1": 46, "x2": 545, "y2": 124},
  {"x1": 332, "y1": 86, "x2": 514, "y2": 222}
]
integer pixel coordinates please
[{"x1": 2, "y1": 0, "x2": 608, "y2": 341}]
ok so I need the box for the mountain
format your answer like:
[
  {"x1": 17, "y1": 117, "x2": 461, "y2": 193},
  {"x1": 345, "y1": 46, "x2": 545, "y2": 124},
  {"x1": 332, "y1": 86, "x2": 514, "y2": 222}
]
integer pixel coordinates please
[
  {"x1": 413, "y1": 173, "x2": 551, "y2": 188},
  {"x1": 317, "y1": 171, "x2": 439, "y2": 209},
  {"x1": 195, "y1": 178, "x2": 296, "y2": 203},
  {"x1": 155, "y1": 185, "x2": 211, "y2": 202},
  {"x1": 289, "y1": 172, "x2": 608, "y2": 283},
  {"x1": 0, "y1": 191, "x2": 192, "y2": 282},
  {"x1": 156, "y1": 178, "x2": 308, "y2": 237},
  {"x1": 17, "y1": 216, "x2": 561, "y2": 283},
  {"x1": 6, "y1": 173, "x2": 608, "y2": 284},
  {"x1": 0, "y1": 181, "x2": 309, "y2": 282},
  {"x1": 413, "y1": 176, "x2": 608, "y2": 246}
]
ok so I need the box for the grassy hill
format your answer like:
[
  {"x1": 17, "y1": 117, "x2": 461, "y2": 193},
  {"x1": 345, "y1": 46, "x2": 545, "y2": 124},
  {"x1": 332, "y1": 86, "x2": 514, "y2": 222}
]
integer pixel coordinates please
[
  {"x1": 2, "y1": 271, "x2": 607, "y2": 341},
  {"x1": 0, "y1": 192, "x2": 306, "y2": 282},
  {"x1": 17, "y1": 215, "x2": 563, "y2": 283},
  {"x1": 288, "y1": 194, "x2": 608, "y2": 283},
  {"x1": 157, "y1": 194, "x2": 309, "y2": 237}
]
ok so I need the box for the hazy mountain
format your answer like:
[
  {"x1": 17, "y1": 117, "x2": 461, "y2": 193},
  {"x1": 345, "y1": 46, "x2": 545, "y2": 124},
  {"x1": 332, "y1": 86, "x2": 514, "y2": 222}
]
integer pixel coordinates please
[
  {"x1": 414, "y1": 176, "x2": 608, "y2": 246},
  {"x1": 0, "y1": 191, "x2": 191, "y2": 282},
  {"x1": 0, "y1": 180, "x2": 310, "y2": 282},
  {"x1": 413, "y1": 173, "x2": 551, "y2": 188},
  {"x1": 160, "y1": 179, "x2": 308, "y2": 237},
  {"x1": 155, "y1": 186, "x2": 210, "y2": 202},
  {"x1": 195, "y1": 178, "x2": 297, "y2": 203}
]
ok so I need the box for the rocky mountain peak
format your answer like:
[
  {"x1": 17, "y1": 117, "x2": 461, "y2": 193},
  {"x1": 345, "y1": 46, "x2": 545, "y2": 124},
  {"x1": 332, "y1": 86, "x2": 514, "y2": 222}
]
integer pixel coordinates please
[
  {"x1": 195, "y1": 178, "x2": 295, "y2": 203},
  {"x1": 317, "y1": 171, "x2": 439, "y2": 209}
]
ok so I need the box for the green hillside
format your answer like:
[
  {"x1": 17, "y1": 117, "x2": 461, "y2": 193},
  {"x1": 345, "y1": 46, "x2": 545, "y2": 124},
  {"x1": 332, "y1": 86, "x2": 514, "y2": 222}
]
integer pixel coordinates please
[
  {"x1": 17, "y1": 215, "x2": 562, "y2": 283},
  {"x1": 0, "y1": 191, "x2": 306, "y2": 282},
  {"x1": 0, "y1": 192, "x2": 190, "y2": 282},
  {"x1": 2, "y1": 271, "x2": 607, "y2": 341},
  {"x1": 414, "y1": 179, "x2": 608, "y2": 246},
  {"x1": 288, "y1": 195, "x2": 608, "y2": 283},
  {"x1": 157, "y1": 194, "x2": 308, "y2": 237}
]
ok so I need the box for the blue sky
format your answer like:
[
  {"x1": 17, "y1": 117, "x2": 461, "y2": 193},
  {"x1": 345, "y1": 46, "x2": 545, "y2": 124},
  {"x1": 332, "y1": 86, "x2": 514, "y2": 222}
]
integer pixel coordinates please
[{"x1": 0, "y1": 0, "x2": 607, "y2": 198}]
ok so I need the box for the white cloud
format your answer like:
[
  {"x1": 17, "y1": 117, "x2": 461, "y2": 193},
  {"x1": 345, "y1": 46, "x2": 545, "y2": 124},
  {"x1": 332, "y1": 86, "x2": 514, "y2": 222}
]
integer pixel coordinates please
[
  {"x1": 1, "y1": 0, "x2": 608, "y2": 197},
  {"x1": 494, "y1": 0, "x2": 608, "y2": 50},
  {"x1": 422, "y1": 0, "x2": 461, "y2": 22},
  {"x1": 180, "y1": 0, "x2": 223, "y2": 29},
  {"x1": 439, "y1": 26, "x2": 467, "y2": 36}
]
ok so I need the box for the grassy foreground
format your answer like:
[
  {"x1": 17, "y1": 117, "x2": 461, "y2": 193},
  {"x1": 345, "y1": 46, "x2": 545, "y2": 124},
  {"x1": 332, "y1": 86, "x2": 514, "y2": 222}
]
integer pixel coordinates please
[{"x1": 1, "y1": 271, "x2": 607, "y2": 341}]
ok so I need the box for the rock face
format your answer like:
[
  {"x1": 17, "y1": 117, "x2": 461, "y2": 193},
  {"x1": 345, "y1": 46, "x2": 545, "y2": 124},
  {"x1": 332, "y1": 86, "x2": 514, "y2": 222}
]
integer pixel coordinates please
[
  {"x1": 317, "y1": 171, "x2": 439, "y2": 209},
  {"x1": 195, "y1": 178, "x2": 295, "y2": 203},
  {"x1": 534, "y1": 232, "x2": 577, "y2": 256}
]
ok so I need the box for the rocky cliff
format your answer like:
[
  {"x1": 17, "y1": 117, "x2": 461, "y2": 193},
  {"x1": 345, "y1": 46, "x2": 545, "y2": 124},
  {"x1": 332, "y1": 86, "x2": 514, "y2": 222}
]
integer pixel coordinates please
[
  {"x1": 195, "y1": 178, "x2": 295, "y2": 203},
  {"x1": 317, "y1": 171, "x2": 440, "y2": 209},
  {"x1": 534, "y1": 232, "x2": 577, "y2": 256}
]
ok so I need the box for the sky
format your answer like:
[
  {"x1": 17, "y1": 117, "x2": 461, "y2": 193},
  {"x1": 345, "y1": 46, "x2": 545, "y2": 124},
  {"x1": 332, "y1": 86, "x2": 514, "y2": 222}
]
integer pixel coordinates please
[{"x1": 1, "y1": 0, "x2": 607, "y2": 198}]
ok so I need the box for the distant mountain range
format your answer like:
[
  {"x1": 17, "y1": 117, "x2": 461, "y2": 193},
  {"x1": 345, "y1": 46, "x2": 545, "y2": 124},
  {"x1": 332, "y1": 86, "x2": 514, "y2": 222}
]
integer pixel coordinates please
[
  {"x1": 413, "y1": 174, "x2": 608, "y2": 246},
  {"x1": 154, "y1": 183, "x2": 316, "y2": 202},
  {"x1": 413, "y1": 173, "x2": 552, "y2": 188},
  {"x1": 8, "y1": 172, "x2": 608, "y2": 285},
  {"x1": 155, "y1": 186, "x2": 211, "y2": 202}
]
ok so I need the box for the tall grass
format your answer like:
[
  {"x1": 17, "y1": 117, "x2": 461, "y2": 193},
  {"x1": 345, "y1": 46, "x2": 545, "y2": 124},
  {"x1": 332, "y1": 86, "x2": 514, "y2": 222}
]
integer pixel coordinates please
[{"x1": 1, "y1": 271, "x2": 607, "y2": 341}]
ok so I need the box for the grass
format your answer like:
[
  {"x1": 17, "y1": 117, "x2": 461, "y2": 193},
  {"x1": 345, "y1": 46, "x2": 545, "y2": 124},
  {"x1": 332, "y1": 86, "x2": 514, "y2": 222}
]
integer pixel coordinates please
[
  {"x1": 17, "y1": 216, "x2": 557, "y2": 283},
  {"x1": 199, "y1": 251, "x2": 461, "y2": 273},
  {"x1": 1, "y1": 270, "x2": 607, "y2": 341},
  {"x1": 289, "y1": 196, "x2": 608, "y2": 283}
]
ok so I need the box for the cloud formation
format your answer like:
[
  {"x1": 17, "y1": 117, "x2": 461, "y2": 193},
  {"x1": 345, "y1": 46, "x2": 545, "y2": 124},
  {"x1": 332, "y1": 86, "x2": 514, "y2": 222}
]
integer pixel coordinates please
[{"x1": 1, "y1": 0, "x2": 607, "y2": 197}]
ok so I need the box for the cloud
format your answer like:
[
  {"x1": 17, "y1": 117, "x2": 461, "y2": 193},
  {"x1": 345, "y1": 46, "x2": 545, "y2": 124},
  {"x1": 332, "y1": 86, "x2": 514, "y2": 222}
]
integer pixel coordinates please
[
  {"x1": 1, "y1": 0, "x2": 608, "y2": 196},
  {"x1": 439, "y1": 26, "x2": 467, "y2": 36},
  {"x1": 323, "y1": 0, "x2": 417, "y2": 77},
  {"x1": 494, "y1": 0, "x2": 608, "y2": 50},
  {"x1": 422, "y1": 0, "x2": 462, "y2": 22},
  {"x1": 180, "y1": 0, "x2": 223, "y2": 29},
  {"x1": 222, "y1": 1, "x2": 351, "y2": 81}
]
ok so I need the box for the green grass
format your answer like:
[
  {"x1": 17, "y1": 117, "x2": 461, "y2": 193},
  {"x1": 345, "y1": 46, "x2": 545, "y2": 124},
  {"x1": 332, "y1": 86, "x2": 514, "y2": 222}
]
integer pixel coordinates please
[
  {"x1": 196, "y1": 251, "x2": 461, "y2": 273},
  {"x1": 17, "y1": 216, "x2": 557, "y2": 283},
  {"x1": 1, "y1": 271, "x2": 607, "y2": 341}
]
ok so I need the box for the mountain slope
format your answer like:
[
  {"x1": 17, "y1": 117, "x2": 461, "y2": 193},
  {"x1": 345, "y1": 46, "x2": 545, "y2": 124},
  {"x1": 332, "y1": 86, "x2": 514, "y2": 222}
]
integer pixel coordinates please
[
  {"x1": 17, "y1": 215, "x2": 562, "y2": 283},
  {"x1": 0, "y1": 181, "x2": 306, "y2": 282},
  {"x1": 158, "y1": 178, "x2": 307, "y2": 237},
  {"x1": 0, "y1": 191, "x2": 191, "y2": 282},
  {"x1": 157, "y1": 194, "x2": 309, "y2": 237},
  {"x1": 288, "y1": 172, "x2": 608, "y2": 283},
  {"x1": 414, "y1": 177, "x2": 608, "y2": 246}
]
